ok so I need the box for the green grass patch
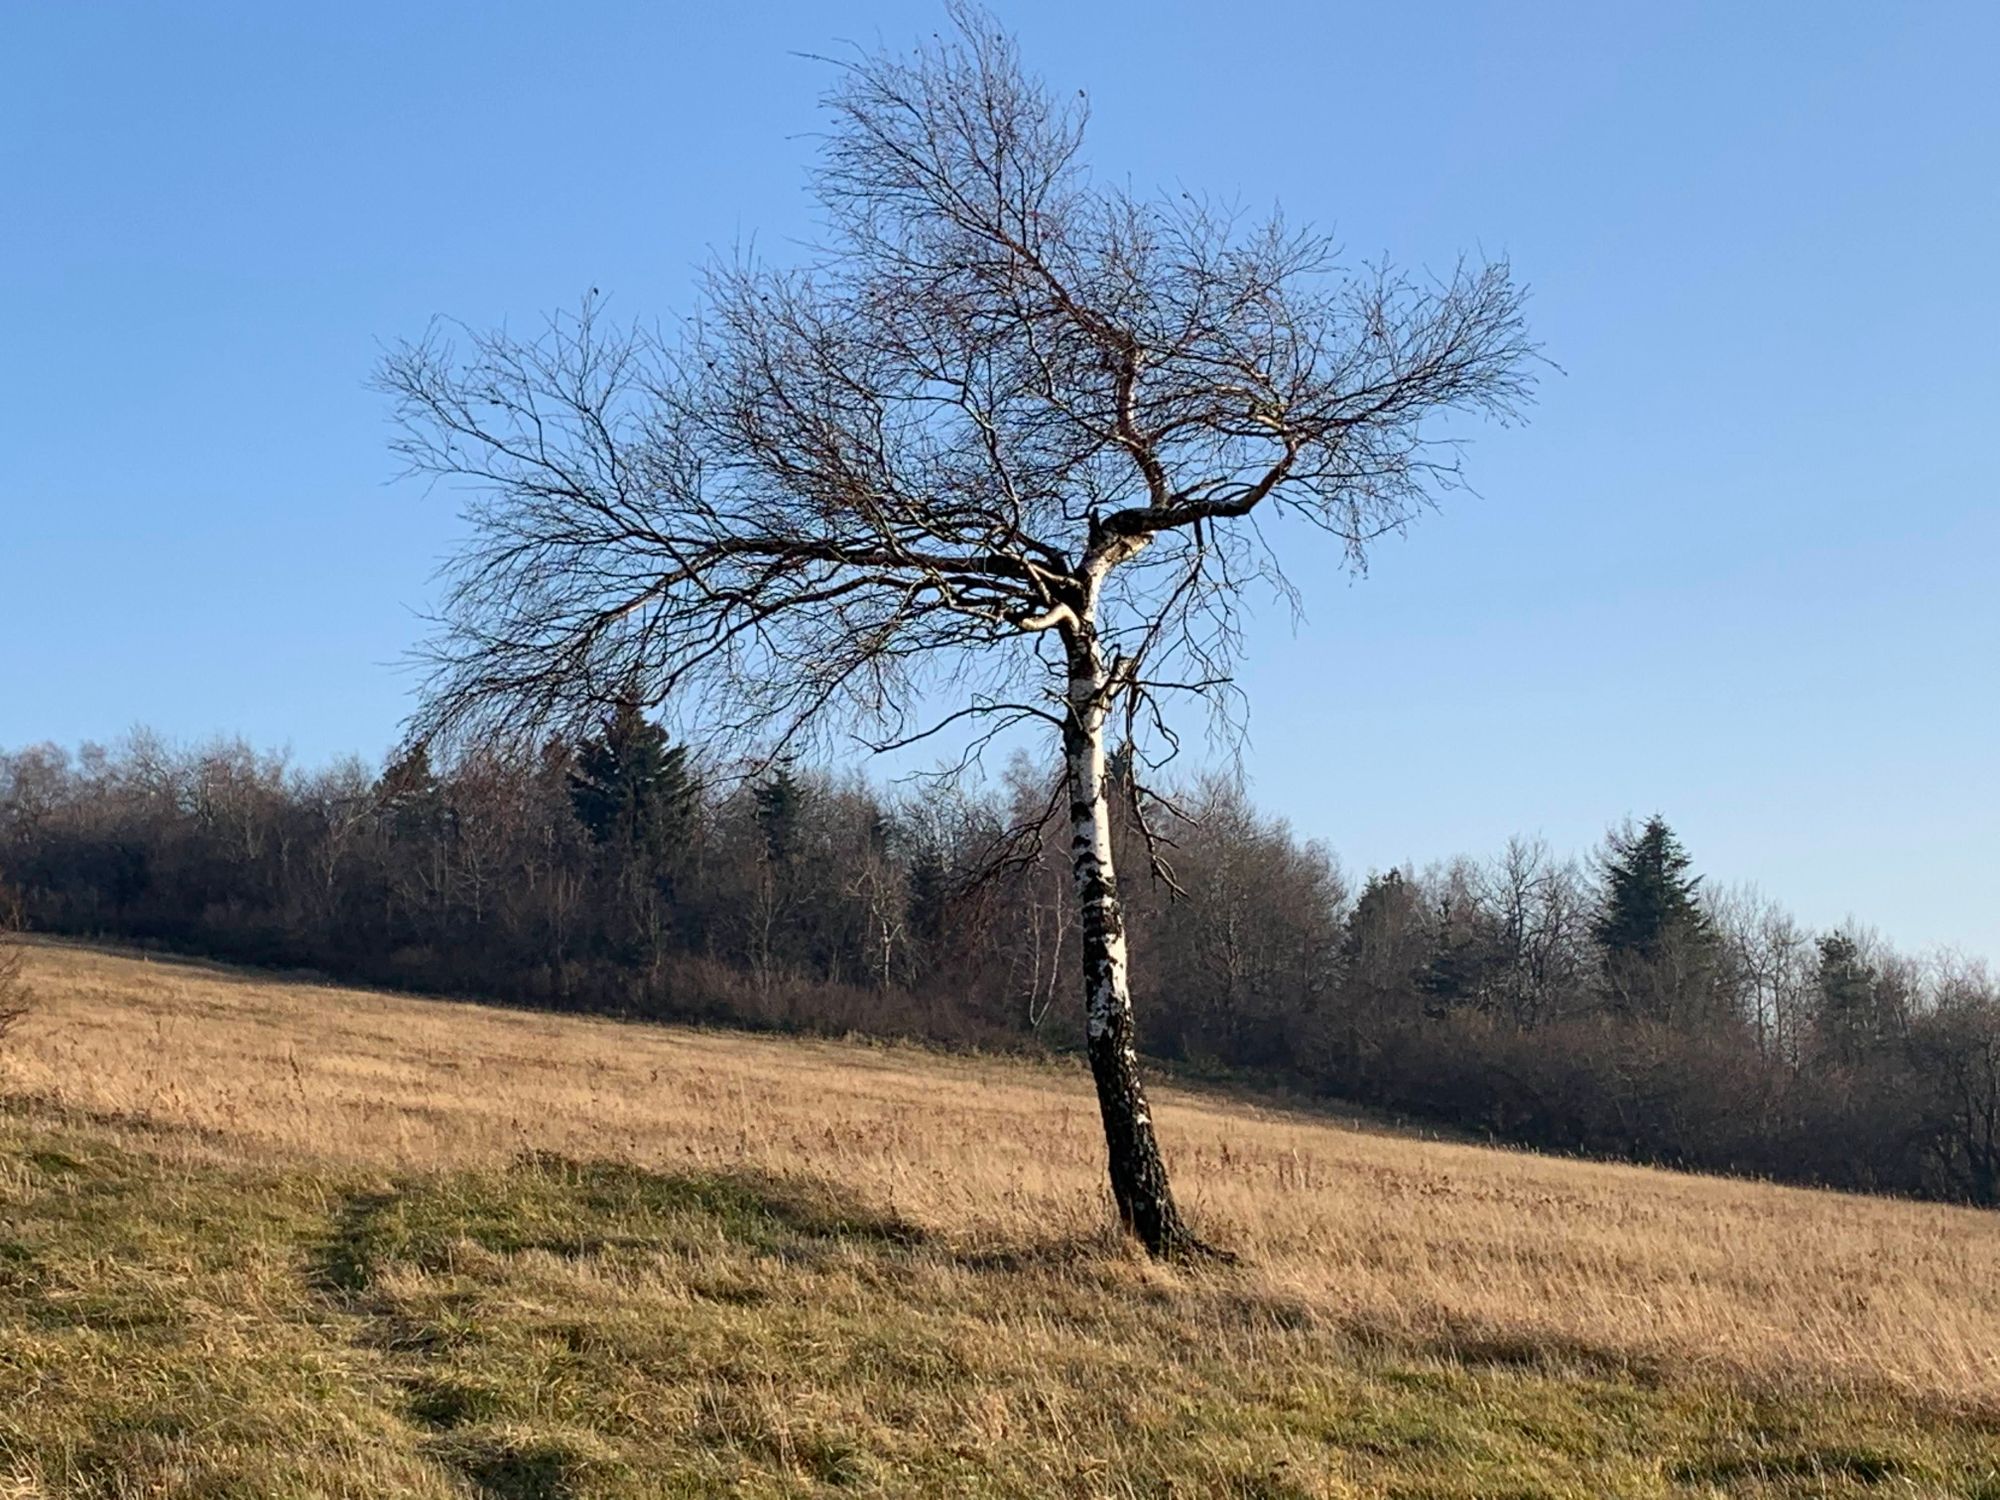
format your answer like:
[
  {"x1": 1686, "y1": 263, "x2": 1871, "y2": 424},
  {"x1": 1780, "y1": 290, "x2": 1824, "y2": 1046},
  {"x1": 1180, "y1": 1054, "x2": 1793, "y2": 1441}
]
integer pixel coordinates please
[{"x1": 3, "y1": 1108, "x2": 1998, "y2": 1497}]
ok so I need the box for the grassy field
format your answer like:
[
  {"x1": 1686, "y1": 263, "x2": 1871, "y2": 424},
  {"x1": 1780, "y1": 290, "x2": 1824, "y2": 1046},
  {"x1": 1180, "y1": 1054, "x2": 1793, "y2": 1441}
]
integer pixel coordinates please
[{"x1": 3, "y1": 942, "x2": 2000, "y2": 1497}]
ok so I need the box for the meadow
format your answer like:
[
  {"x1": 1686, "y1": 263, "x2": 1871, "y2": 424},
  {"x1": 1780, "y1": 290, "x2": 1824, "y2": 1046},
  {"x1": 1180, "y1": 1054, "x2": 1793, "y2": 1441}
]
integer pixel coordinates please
[{"x1": 4, "y1": 941, "x2": 1999, "y2": 1497}]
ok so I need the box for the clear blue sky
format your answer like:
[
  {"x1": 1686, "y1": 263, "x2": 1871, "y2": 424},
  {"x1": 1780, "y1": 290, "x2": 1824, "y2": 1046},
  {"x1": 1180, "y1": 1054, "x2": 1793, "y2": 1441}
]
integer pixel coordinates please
[{"x1": 5, "y1": 2, "x2": 1996, "y2": 958}]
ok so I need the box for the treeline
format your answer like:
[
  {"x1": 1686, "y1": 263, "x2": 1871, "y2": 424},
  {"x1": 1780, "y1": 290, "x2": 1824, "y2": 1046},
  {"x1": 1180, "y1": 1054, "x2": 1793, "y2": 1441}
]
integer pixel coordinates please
[{"x1": 4, "y1": 717, "x2": 1997, "y2": 1209}]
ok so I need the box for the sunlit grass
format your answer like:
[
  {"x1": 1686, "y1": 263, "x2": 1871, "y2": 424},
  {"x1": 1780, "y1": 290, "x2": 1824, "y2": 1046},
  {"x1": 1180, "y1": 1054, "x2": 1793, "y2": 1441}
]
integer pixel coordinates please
[{"x1": 4, "y1": 942, "x2": 2000, "y2": 1496}]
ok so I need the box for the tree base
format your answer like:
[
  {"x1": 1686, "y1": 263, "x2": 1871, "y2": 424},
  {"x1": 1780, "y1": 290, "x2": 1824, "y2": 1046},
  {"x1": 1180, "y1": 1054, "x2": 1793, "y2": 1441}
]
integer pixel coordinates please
[
  {"x1": 1150, "y1": 1228, "x2": 1239, "y2": 1265},
  {"x1": 1118, "y1": 1197, "x2": 1238, "y2": 1264}
]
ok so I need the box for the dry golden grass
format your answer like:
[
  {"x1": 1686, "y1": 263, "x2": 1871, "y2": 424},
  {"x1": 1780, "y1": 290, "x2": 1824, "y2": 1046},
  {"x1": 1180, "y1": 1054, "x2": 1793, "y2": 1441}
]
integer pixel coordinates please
[{"x1": 7, "y1": 938, "x2": 1998, "y2": 1416}]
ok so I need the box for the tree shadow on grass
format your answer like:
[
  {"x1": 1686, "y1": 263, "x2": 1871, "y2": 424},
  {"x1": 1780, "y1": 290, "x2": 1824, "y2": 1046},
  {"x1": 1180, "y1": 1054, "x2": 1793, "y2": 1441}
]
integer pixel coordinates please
[
  {"x1": 426, "y1": 1431, "x2": 602, "y2": 1500},
  {"x1": 950, "y1": 1233, "x2": 1122, "y2": 1275},
  {"x1": 313, "y1": 1188, "x2": 401, "y2": 1296},
  {"x1": 1669, "y1": 1447, "x2": 1915, "y2": 1488},
  {"x1": 302, "y1": 1158, "x2": 937, "y2": 1497},
  {"x1": 308, "y1": 1154, "x2": 929, "y2": 1302}
]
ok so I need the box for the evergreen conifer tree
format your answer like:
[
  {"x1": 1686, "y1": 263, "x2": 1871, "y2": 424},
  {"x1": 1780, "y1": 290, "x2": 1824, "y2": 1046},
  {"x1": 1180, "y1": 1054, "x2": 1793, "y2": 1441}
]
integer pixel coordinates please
[
  {"x1": 1593, "y1": 816, "x2": 1706, "y2": 958},
  {"x1": 567, "y1": 701, "x2": 696, "y2": 871},
  {"x1": 567, "y1": 702, "x2": 698, "y2": 957},
  {"x1": 1336, "y1": 871, "x2": 1433, "y2": 1081},
  {"x1": 1812, "y1": 930, "x2": 1882, "y2": 1066},
  {"x1": 1592, "y1": 816, "x2": 1718, "y2": 1024},
  {"x1": 904, "y1": 836, "x2": 950, "y2": 954},
  {"x1": 377, "y1": 742, "x2": 445, "y2": 837},
  {"x1": 752, "y1": 763, "x2": 802, "y2": 869}
]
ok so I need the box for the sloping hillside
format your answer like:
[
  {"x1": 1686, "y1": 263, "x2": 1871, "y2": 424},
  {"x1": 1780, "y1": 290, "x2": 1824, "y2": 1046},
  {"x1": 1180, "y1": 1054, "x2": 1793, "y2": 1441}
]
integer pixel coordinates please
[{"x1": 3, "y1": 942, "x2": 1999, "y2": 1497}]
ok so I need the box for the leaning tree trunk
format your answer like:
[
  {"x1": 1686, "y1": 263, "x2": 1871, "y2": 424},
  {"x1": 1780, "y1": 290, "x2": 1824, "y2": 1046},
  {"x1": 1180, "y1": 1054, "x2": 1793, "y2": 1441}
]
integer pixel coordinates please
[{"x1": 1064, "y1": 639, "x2": 1200, "y2": 1258}]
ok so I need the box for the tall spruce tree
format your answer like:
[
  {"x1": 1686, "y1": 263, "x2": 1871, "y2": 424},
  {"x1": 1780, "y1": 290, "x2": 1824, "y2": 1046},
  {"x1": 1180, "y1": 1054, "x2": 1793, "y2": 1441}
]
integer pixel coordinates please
[
  {"x1": 1423, "y1": 885, "x2": 1506, "y2": 1017},
  {"x1": 1812, "y1": 930, "x2": 1883, "y2": 1067},
  {"x1": 567, "y1": 703, "x2": 698, "y2": 957},
  {"x1": 1594, "y1": 817, "x2": 1705, "y2": 957},
  {"x1": 1336, "y1": 871, "x2": 1433, "y2": 1084},
  {"x1": 377, "y1": 742, "x2": 445, "y2": 838},
  {"x1": 751, "y1": 763, "x2": 802, "y2": 870},
  {"x1": 904, "y1": 835, "x2": 950, "y2": 956},
  {"x1": 1593, "y1": 816, "x2": 1719, "y2": 1024}
]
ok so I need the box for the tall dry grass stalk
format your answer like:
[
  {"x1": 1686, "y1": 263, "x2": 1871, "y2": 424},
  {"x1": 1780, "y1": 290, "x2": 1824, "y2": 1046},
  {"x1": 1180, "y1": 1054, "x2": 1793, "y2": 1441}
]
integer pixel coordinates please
[{"x1": 6, "y1": 940, "x2": 1999, "y2": 1411}]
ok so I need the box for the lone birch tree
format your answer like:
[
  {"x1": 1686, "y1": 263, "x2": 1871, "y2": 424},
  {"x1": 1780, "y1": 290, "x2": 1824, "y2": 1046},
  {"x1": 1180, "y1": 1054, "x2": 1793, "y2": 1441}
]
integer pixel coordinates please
[{"x1": 378, "y1": 4, "x2": 1536, "y2": 1256}]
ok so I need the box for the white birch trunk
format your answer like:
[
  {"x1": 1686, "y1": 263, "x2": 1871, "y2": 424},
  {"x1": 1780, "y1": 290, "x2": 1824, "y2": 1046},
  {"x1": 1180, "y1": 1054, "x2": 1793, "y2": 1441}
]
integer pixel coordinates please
[{"x1": 1064, "y1": 635, "x2": 1194, "y2": 1256}]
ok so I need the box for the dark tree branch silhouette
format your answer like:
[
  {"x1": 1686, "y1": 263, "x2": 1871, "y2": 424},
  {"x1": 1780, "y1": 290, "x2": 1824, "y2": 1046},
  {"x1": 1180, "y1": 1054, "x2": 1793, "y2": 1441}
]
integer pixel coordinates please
[{"x1": 377, "y1": 2, "x2": 1536, "y2": 1256}]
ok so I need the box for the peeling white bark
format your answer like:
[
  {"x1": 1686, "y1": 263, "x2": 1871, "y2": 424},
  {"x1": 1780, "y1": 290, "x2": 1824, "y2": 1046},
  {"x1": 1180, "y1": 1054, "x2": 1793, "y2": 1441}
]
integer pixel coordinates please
[
  {"x1": 1067, "y1": 646, "x2": 1128, "y2": 1044},
  {"x1": 1063, "y1": 628, "x2": 1193, "y2": 1254}
]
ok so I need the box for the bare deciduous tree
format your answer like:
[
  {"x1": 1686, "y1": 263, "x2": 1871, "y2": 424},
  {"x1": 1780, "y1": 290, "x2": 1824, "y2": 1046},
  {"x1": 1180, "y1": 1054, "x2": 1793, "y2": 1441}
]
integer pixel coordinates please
[
  {"x1": 1486, "y1": 837, "x2": 1591, "y2": 1029},
  {"x1": 378, "y1": 4, "x2": 1536, "y2": 1255}
]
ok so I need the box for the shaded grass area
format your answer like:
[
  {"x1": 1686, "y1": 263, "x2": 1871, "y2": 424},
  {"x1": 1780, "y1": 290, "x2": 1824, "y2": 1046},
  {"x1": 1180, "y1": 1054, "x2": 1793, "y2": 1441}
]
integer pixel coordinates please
[{"x1": 4, "y1": 1109, "x2": 2000, "y2": 1498}]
